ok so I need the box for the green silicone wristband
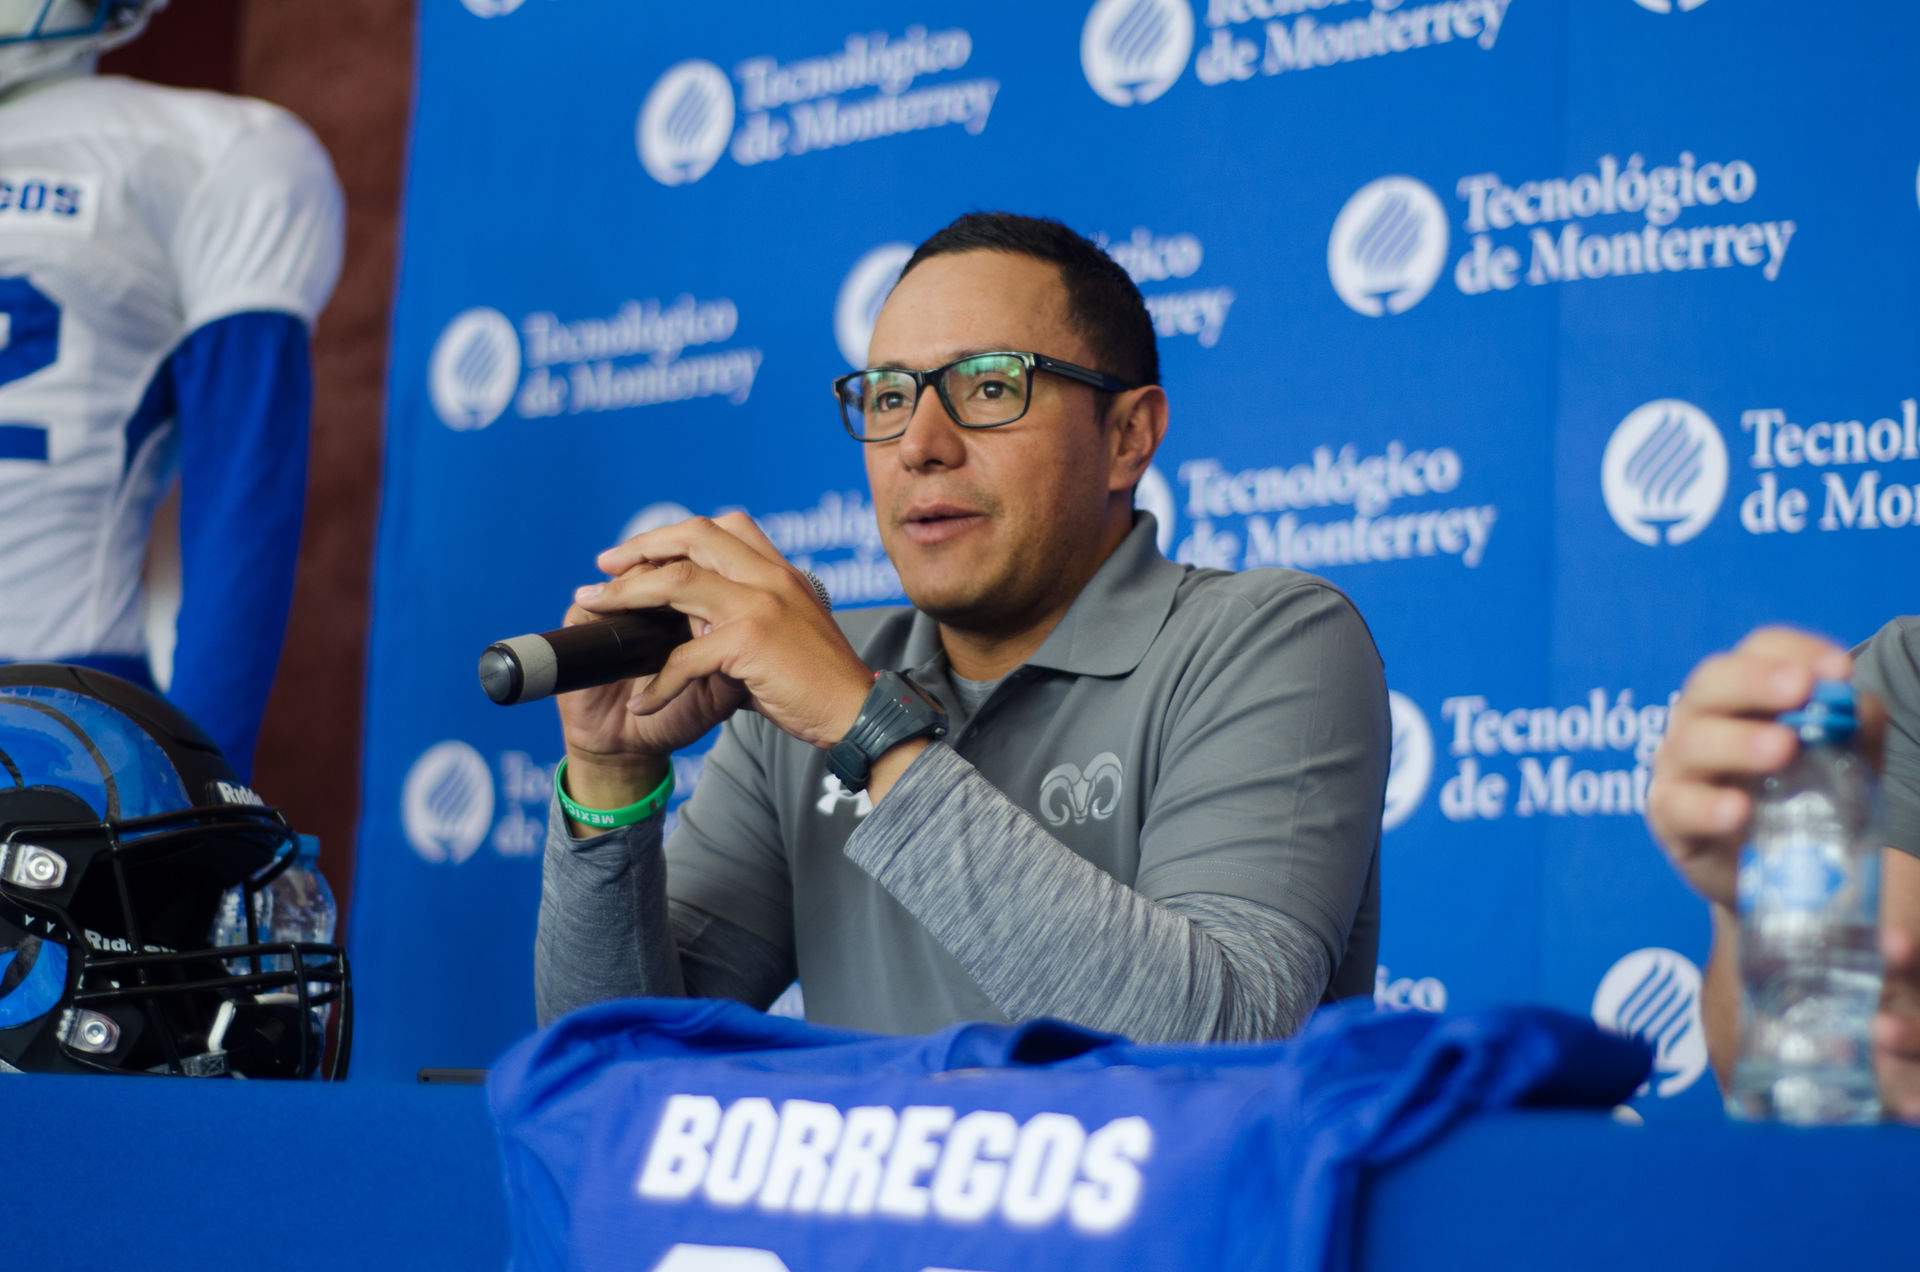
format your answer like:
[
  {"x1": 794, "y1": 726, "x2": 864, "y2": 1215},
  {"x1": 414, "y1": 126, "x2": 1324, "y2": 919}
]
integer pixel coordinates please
[{"x1": 556, "y1": 757, "x2": 674, "y2": 829}]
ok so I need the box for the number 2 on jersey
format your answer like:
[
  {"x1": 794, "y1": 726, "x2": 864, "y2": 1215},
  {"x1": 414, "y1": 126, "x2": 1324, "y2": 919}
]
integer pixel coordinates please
[{"x1": 0, "y1": 276, "x2": 59, "y2": 461}]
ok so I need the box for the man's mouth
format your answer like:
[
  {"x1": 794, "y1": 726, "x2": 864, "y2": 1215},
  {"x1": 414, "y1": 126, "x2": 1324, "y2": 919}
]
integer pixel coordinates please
[{"x1": 900, "y1": 503, "x2": 987, "y2": 545}]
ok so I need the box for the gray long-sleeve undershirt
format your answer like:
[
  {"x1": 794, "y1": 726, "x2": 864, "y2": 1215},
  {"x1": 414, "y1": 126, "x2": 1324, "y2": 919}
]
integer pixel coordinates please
[{"x1": 535, "y1": 742, "x2": 1331, "y2": 1043}]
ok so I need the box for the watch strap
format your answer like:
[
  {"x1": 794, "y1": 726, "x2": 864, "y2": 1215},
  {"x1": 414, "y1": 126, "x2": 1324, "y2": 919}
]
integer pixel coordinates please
[{"x1": 825, "y1": 671, "x2": 948, "y2": 792}]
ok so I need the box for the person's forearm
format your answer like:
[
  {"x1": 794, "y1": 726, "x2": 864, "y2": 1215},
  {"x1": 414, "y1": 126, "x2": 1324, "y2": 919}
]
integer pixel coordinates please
[
  {"x1": 1703, "y1": 902, "x2": 1744, "y2": 1089},
  {"x1": 534, "y1": 800, "x2": 683, "y2": 1026},
  {"x1": 534, "y1": 799, "x2": 797, "y2": 1025},
  {"x1": 1161, "y1": 892, "x2": 1330, "y2": 1039},
  {"x1": 844, "y1": 744, "x2": 1333, "y2": 1043}
]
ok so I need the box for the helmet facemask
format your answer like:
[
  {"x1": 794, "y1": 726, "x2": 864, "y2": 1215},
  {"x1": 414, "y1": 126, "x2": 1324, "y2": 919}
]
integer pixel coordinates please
[
  {"x1": 0, "y1": 798, "x2": 351, "y2": 1078},
  {"x1": 0, "y1": 665, "x2": 350, "y2": 1079}
]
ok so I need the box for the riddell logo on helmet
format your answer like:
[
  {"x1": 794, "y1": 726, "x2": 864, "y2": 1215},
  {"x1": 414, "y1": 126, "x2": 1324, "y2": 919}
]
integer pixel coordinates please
[
  {"x1": 209, "y1": 780, "x2": 263, "y2": 807},
  {"x1": 82, "y1": 927, "x2": 169, "y2": 956}
]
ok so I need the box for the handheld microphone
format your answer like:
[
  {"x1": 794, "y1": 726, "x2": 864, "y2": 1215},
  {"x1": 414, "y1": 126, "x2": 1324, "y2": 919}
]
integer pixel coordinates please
[
  {"x1": 479, "y1": 570, "x2": 833, "y2": 706},
  {"x1": 479, "y1": 610, "x2": 692, "y2": 705}
]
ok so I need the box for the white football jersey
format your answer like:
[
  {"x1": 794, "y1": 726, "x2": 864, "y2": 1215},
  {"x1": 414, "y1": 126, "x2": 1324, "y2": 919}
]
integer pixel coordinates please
[{"x1": 0, "y1": 73, "x2": 342, "y2": 661}]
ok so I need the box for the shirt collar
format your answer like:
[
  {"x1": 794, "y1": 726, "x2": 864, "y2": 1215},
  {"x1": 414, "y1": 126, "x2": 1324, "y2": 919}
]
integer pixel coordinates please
[{"x1": 894, "y1": 512, "x2": 1186, "y2": 682}]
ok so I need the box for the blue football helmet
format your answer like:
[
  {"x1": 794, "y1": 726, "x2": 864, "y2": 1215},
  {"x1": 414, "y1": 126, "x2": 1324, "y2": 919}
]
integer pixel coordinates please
[
  {"x1": 0, "y1": 0, "x2": 166, "y2": 92},
  {"x1": 0, "y1": 664, "x2": 350, "y2": 1078}
]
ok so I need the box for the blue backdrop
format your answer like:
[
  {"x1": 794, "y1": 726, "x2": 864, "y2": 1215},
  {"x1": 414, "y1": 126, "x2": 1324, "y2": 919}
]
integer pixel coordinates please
[{"x1": 349, "y1": 0, "x2": 1920, "y2": 1118}]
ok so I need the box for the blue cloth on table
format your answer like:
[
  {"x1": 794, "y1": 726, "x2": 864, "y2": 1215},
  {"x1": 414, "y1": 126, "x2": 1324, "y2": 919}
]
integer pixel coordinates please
[{"x1": 488, "y1": 997, "x2": 1650, "y2": 1272}]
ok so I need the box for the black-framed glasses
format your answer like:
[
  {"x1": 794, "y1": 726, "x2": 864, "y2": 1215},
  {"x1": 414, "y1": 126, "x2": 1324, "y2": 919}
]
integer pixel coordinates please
[{"x1": 831, "y1": 351, "x2": 1139, "y2": 442}]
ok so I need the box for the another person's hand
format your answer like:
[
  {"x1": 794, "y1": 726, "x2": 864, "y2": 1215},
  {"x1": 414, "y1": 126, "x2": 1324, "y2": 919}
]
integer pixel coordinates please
[
  {"x1": 1647, "y1": 626, "x2": 1883, "y2": 909},
  {"x1": 1864, "y1": 842, "x2": 1920, "y2": 1124},
  {"x1": 1648, "y1": 624, "x2": 1920, "y2": 1119},
  {"x1": 1874, "y1": 921, "x2": 1920, "y2": 1121}
]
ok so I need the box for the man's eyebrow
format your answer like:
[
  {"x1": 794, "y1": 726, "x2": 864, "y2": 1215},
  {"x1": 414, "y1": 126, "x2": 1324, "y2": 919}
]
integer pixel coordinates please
[{"x1": 867, "y1": 346, "x2": 1015, "y2": 371}]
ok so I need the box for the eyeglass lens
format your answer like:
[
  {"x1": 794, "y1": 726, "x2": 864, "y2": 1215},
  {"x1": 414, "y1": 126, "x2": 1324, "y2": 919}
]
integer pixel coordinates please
[{"x1": 844, "y1": 354, "x2": 1029, "y2": 438}]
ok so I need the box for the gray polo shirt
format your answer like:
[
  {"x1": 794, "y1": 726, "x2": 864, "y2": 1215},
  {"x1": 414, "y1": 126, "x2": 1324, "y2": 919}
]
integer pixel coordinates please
[
  {"x1": 1855, "y1": 615, "x2": 1920, "y2": 858},
  {"x1": 661, "y1": 514, "x2": 1387, "y2": 1033}
]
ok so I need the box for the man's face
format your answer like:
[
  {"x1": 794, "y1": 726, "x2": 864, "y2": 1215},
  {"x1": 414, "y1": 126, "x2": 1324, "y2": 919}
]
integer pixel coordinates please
[{"x1": 863, "y1": 250, "x2": 1124, "y2": 634}]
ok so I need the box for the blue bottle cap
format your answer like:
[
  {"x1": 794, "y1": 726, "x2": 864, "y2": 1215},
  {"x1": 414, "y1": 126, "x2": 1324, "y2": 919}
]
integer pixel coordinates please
[{"x1": 1780, "y1": 679, "x2": 1857, "y2": 744}]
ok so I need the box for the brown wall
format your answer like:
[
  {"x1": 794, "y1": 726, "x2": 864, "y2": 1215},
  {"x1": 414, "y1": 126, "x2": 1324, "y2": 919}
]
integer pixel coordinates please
[{"x1": 104, "y1": 1, "x2": 411, "y2": 926}]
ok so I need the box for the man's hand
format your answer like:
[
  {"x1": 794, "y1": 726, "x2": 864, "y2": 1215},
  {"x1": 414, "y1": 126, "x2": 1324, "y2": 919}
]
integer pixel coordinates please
[
  {"x1": 553, "y1": 576, "x2": 747, "y2": 816},
  {"x1": 1647, "y1": 627, "x2": 1882, "y2": 909},
  {"x1": 566, "y1": 512, "x2": 875, "y2": 785}
]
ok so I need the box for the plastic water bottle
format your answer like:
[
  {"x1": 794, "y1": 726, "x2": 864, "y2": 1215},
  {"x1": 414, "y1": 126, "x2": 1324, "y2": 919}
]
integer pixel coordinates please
[
  {"x1": 208, "y1": 835, "x2": 336, "y2": 992},
  {"x1": 1727, "y1": 681, "x2": 1884, "y2": 1124},
  {"x1": 209, "y1": 876, "x2": 274, "y2": 975},
  {"x1": 269, "y1": 835, "x2": 338, "y2": 1001}
]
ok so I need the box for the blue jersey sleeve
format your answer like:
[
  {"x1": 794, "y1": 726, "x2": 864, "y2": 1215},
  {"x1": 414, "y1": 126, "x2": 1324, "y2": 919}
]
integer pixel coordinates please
[{"x1": 166, "y1": 310, "x2": 312, "y2": 779}]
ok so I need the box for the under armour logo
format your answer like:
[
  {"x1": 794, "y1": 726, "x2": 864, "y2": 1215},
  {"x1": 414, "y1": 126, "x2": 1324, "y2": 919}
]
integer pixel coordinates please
[
  {"x1": 816, "y1": 774, "x2": 872, "y2": 819},
  {"x1": 1038, "y1": 752, "x2": 1124, "y2": 826}
]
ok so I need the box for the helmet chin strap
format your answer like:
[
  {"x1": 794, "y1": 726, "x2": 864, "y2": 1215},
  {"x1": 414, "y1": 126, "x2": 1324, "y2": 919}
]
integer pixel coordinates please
[
  {"x1": 205, "y1": 997, "x2": 237, "y2": 1054},
  {"x1": 172, "y1": 999, "x2": 242, "y2": 1078}
]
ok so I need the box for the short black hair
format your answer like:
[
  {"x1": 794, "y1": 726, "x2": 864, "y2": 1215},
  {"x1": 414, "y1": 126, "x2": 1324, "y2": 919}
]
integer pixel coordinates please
[{"x1": 899, "y1": 211, "x2": 1159, "y2": 389}]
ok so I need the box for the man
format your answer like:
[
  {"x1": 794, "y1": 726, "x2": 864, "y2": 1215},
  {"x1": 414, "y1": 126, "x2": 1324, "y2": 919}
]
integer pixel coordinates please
[
  {"x1": 537, "y1": 212, "x2": 1387, "y2": 1042},
  {"x1": 1648, "y1": 621, "x2": 1920, "y2": 1118},
  {"x1": 0, "y1": 0, "x2": 342, "y2": 776}
]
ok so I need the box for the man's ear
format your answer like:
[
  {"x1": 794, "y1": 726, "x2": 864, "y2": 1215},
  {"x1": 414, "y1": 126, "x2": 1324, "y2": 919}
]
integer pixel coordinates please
[{"x1": 1105, "y1": 384, "x2": 1169, "y2": 494}]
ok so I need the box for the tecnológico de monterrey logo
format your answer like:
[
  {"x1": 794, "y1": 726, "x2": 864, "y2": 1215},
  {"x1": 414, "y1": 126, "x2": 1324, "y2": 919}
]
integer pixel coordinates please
[
  {"x1": 1081, "y1": 0, "x2": 1194, "y2": 107},
  {"x1": 1328, "y1": 176, "x2": 1449, "y2": 316},
  {"x1": 1602, "y1": 398, "x2": 1728, "y2": 546},
  {"x1": 637, "y1": 60, "x2": 736, "y2": 187},
  {"x1": 428, "y1": 307, "x2": 521, "y2": 430}
]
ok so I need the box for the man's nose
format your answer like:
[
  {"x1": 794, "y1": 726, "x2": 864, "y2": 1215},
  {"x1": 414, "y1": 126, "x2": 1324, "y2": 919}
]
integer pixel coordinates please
[{"x1": 895, "y1": 381, "x2": 967, "y2": 469}]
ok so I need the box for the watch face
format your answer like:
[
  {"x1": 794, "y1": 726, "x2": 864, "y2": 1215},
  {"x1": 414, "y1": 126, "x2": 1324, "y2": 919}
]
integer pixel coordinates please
[
  {"x1": 908, "y1": 680, "x2": 944, "y2": 714},
  {"x1": 887, "y1": 673, "x2": 948, "y2": 730}
]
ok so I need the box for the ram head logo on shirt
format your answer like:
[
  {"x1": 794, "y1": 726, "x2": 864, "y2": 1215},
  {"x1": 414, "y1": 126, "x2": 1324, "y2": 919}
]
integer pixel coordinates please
[{"x1": 1038, "y1": 752, "x2": 1125, "y2": 826}]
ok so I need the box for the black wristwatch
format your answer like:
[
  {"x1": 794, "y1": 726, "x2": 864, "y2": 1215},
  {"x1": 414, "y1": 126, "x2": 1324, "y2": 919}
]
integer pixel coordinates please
[{"x1": 825, "y1": 671, "x2": 949, "y2": 793}]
